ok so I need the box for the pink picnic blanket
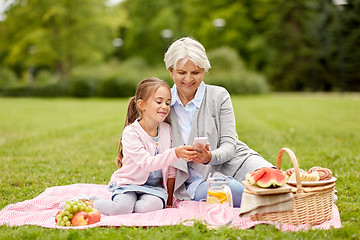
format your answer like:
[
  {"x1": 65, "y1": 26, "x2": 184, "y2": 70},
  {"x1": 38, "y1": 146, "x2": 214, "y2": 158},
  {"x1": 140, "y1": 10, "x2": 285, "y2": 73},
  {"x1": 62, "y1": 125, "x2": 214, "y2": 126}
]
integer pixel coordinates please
[{"x1": 0, "y1": 183, "x2": 342, "y2": 231}]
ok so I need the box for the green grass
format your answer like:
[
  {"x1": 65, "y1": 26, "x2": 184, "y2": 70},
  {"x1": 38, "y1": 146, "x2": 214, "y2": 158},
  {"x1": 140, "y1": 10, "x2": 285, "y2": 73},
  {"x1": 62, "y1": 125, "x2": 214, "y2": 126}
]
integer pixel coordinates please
[{"x1": 0, "y1": 94, "x2": 359, "y2": 239}]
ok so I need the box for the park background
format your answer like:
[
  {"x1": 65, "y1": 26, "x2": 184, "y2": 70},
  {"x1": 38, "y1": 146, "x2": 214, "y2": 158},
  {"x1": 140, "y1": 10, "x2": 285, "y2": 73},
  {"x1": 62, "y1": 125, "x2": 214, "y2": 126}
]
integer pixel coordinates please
[
  {"x1": 0, "y1": 0, "x2": 359, "y2": 96},
  {"x1": 0, "y1": 0, "x2": 360, "y2": 239}
]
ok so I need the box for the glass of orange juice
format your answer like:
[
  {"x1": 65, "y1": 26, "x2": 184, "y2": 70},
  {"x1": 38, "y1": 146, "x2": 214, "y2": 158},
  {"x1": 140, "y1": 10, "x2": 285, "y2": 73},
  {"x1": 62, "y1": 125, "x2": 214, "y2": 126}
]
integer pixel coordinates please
[{"x1": 206, "y1": 172, "x2": 233, "y2": 206}]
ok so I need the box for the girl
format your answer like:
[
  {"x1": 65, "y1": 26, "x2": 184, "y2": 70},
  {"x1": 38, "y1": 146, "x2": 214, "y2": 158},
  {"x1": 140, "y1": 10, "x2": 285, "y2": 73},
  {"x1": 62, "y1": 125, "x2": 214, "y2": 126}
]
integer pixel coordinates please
[{"x1": 70, "y1": 78, "x2": 197, "y2": 215}]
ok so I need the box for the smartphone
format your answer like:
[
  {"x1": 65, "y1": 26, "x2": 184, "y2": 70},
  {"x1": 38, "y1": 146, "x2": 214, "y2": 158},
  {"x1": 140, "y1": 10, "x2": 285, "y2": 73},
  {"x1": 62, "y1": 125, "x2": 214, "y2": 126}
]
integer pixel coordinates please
[{"x1": 192, "y1": 137, "x2": 208, "y2": 152}]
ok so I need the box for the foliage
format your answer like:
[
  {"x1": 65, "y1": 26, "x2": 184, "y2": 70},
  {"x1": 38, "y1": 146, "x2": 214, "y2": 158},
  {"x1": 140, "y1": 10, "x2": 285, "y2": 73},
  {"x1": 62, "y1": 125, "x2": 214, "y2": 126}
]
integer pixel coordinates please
[
  {"x1": 97, "y1": 77, "x2": 136, "y2": 98},
  {"x1": 68, "y1": 77, "x2": 97, "y2": 98},
  {"x1": 34, "y1": 70, "x2": 60, "y2": 86},
  {"x1": 0, "y1": 51, "x2": 269, "y2": 97},
  {"x1": 117, "y1": 0, "x2": 359, "y2": 91},
  {"x1": 262, "y1": 1, "x2": 317, "y2": 91},
  {"x1": 0, "y1": 95, "x2": 359, "y2": 238},
  {"x1": 0, "y1": 67, "x2": 18, "y2": 88},
  {"x1": 0, "y1": 0, "x2": 359, "y2": 92},
  {"x1": 206, "y1": 47, "x2": 269, "y2": 94},
  {"x1": 0, "y1": 0, "x2": 123, "y2": 77}
]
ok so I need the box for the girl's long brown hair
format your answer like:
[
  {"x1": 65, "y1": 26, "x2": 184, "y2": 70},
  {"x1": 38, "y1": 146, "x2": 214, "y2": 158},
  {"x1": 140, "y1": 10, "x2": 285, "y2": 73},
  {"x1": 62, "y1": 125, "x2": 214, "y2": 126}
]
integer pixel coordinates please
[{"x1": 116, "y1": 78, "x2": 170, "y2": 168}]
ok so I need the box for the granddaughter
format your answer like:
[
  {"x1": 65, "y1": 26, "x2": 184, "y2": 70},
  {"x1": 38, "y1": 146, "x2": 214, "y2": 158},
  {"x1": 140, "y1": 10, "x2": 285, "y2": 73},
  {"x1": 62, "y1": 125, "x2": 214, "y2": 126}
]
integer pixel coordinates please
[{"x1": 62, "y1": 78, "x2": 197, "y2": 215}]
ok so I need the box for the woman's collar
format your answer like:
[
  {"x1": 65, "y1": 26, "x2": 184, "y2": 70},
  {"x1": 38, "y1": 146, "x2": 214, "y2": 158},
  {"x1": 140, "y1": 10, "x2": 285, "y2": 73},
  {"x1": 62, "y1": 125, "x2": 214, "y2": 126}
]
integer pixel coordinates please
[{"x1": 170, "y1": 81, "x2": 205, "y2": 108}]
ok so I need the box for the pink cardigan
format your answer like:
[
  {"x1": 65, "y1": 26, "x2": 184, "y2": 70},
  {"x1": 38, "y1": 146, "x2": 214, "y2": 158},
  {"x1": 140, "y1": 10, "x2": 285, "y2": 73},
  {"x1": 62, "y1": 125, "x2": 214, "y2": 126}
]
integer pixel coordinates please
[{"x1": 109, "y1": 120, "x2": 178, "y2": 191}]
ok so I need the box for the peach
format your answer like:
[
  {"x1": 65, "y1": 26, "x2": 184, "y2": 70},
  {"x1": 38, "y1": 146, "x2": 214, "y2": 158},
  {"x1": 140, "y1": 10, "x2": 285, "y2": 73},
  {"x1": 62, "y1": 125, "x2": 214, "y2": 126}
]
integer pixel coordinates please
[
  {"x1": 71, "y1": 211, "x2": 89, "y2": 226},
  {"x1": 88, "y1": 209, "x2": 101, "y2": 224}
]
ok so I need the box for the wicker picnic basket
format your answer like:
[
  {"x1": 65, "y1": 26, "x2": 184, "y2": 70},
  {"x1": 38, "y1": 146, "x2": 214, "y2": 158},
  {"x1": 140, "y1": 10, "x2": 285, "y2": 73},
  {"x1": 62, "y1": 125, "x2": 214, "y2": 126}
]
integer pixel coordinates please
[{"x1": 250, "y1": 148, "x2": 335, "y2": 225}]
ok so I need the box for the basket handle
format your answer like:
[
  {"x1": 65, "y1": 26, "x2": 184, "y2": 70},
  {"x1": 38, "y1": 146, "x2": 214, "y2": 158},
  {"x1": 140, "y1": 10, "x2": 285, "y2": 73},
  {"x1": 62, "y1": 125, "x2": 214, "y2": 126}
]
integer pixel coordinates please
[{"x1": 276, "y1": 148, "x2": 304, "y2": 193}]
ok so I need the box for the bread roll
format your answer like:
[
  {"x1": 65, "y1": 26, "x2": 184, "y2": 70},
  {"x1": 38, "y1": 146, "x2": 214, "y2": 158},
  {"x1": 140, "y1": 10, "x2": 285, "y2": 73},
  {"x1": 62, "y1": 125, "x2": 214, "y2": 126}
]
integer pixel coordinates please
[
  {"x1": 288, "y1": 171, "x2": 320, "y2": 182},
  {"x1": 308, "y1": 166, "x2": 332, "y2": 181},
  {"x1": 285, "y1": 168, "x2": 306, "y2": 177}
]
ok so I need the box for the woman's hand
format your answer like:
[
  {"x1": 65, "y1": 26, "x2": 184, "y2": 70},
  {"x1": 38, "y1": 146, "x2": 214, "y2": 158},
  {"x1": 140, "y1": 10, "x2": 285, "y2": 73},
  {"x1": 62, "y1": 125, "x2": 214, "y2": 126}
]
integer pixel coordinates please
[
  {"x1": 175, "y1": 146, "x2": 197, "y2": 161},
  {"x1": 193, "y1": 143, "x2": 212, "y2": 164}
]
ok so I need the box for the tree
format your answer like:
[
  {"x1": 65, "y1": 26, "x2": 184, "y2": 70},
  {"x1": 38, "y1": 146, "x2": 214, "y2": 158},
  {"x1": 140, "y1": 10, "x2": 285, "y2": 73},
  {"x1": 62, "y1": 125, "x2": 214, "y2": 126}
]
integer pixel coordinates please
[
  {"x1": 0, "y1": 0, "x2": 358, "y2": 91},
  {"x1": 259, "y1": 1, "x2": 317, "y2": 91},
  {"x1": 118, "y1": 0, "x2": 181, "y2": 64},
  {"x1": 0, "y1": 0, "x2": 122, "y2": 79}
]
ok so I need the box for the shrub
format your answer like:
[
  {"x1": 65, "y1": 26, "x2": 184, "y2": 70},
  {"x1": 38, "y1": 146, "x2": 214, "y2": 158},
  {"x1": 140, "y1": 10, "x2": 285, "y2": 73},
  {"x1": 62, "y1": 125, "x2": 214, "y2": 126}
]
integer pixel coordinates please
[
  {"x1": 97, "y1": 77, "x2": 136, "y2": 98},
  {"x1": 120, "y1": 57, "x2": 148, "y2": 70},
  {"x1": 1, "y1": 85, "x2": 34, "y2": 97},
  {"x1": 0, "y1": 67, "x2": 18, "y2": 88},
  {"x1": 0, "y1": 52, "x2": 270, "y2": 97},
  {"x1": 207, "y1": 46, "x2": 245, "y2": 72},
  {"x1": 243, "y1": 71, "x2": 270, "y2": 94},
  {"x1": 68, "y1": 77, "x2": 97, "y2": 98},
  {"x1": 34, "y1": 70, "x2": 60, "y2": 86},
  {"x1": 206, "y1": 73, "x2": 246, "y2": 94},
  {"x1": 32, "y1": 82, "x2": 69, "y2": 97},
  {"x1": 206, "y1": 47, "x2": 269, "y2": 94}
]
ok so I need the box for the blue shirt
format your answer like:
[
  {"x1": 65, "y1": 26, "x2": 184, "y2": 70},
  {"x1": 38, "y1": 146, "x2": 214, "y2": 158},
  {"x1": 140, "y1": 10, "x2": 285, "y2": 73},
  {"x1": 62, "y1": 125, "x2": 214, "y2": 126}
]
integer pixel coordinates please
[
  {"x1": 145, "y1": 127, "x2": 163, "y2": 187},
  {"x1": 171, "y1": 81, "x2": 206, "y2": 198},
  {"x1": 171, "y1": 81, "x2": 206, "y2": 145}
]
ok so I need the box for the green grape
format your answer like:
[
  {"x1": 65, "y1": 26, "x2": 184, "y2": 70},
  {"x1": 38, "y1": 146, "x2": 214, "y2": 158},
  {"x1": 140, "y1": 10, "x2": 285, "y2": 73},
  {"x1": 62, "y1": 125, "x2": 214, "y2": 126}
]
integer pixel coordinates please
[
  {"x1": 65, "y1": 200, "x2": 71, "y2": 205},
  {"x1": 66, "y1": 221, "x2": 71, "y2": 226},
  {"x1": 64, "y1": 204, "x2": 71, "y2": 211},
  {"x1": 79, "y1": 205, "x2": 84, "y2": 211},
  {"x1": 63, "y1": 216, "x2": 69, "y2": 222},
  {"x1": 64, "y1": 210, "x2": 70, "y2": 216},
  {"x1": 72, "y1": 205, "x2": 78, "y2": 212},
  {"x1": 69, "y1": 201, "x2": 75, "y2": 207},
  {"x1": 68, "y1": 213, "x2": 73, "y2": 219},
  {"x1": 59, "y1": 220, "x2": 65, "y2": 226}
]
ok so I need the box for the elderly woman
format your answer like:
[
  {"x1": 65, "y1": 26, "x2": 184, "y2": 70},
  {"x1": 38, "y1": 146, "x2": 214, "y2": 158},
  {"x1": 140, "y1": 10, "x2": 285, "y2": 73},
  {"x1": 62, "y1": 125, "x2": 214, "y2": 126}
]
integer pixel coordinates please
[{"x1": 164, "y1": 37, "x2": 274, "y2": 207}]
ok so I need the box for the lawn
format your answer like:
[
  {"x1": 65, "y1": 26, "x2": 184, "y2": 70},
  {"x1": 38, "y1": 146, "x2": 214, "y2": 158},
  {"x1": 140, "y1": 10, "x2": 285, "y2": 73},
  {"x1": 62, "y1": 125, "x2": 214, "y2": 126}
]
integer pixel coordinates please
[{"x1": 0, "y1": 94, "x2": 359, "y2": 239}]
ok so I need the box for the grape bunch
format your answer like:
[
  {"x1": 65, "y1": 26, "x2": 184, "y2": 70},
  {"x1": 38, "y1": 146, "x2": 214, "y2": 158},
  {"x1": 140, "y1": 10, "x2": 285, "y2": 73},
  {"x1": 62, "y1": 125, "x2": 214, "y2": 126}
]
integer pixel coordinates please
[{"x1": 55, "y1": 199, "x2": 93, "y2": 226}]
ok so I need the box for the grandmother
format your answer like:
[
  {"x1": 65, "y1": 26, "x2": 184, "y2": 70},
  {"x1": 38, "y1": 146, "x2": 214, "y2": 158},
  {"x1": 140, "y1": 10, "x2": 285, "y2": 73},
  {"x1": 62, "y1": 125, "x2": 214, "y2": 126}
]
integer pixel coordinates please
[{"x1": 164, "y1": 37, "x2": 274, "y2": 207}]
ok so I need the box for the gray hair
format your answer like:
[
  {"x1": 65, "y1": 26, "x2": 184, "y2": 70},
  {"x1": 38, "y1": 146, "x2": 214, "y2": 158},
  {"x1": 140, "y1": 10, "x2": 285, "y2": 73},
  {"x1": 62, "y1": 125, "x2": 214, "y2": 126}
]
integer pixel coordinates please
[{"x1": 164, "y1": 37, "x2": 211, "y2": 72}]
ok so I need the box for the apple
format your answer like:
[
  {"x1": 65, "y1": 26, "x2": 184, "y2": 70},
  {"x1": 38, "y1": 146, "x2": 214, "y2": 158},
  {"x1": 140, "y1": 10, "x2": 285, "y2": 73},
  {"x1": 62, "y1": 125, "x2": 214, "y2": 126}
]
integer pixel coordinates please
[
  {"x1": 55, "y1": 210, "x2": 62, "y2": 223},
  {"x1": 88, "y1": 209, "x2": 101, "y2": 224},
  {"x1": 71, "y1": 211, "x2": 89, "y2": 226}
]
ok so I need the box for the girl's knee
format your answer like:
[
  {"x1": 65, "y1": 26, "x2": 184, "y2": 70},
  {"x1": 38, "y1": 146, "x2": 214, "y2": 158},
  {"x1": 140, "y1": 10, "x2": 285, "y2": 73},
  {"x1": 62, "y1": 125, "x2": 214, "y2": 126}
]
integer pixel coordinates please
[
  {"x1": 113, "y1": 203, "x2": 133, "y2": 215},
  {"x1": 93, "y1": 199, "x2": 134, "y2": 216},
  {"x1": 134, "y1": 195, "x2": 163, "y2": 213}
]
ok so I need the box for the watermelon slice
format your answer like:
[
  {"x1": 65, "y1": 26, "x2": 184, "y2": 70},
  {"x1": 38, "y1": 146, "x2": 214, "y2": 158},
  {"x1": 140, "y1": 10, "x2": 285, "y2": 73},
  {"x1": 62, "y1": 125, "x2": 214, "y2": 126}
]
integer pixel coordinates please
[
  {"x1": 246, "y1": 167, "x2": 287, "y2": 188},
  {"x1": 245, "y1": 168, "x2": 267, "y2": 184}
]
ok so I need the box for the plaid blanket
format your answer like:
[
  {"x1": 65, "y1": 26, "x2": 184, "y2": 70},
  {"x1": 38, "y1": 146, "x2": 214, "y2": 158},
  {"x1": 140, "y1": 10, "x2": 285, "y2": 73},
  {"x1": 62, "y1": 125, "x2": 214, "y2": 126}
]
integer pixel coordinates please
[{"x1": 0, "y1": 183, "x2": 342, "y2": 231}]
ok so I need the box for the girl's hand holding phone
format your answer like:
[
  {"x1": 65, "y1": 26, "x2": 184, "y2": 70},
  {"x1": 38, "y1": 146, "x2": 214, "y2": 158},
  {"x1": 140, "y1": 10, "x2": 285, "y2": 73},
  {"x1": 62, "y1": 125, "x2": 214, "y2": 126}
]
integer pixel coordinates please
[{"x1": 175, "y1": 146, "x2": 197, "y2": 161}]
